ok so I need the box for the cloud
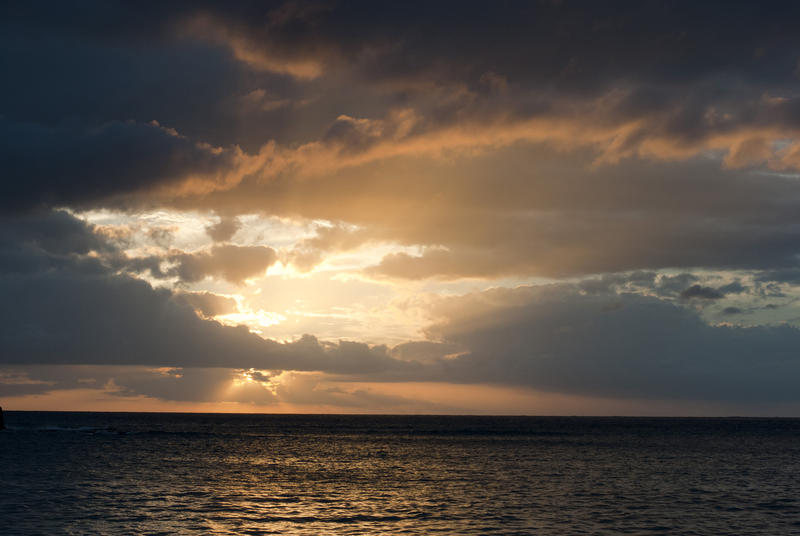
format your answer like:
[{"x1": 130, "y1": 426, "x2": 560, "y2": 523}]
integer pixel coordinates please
[
  {"x1": 156, "y1": 1, "x2": 800, "y2": 173},
  {"x1": 180, "y1": 8, "x2": 328, "y2": 79},
  {"x1": 1, "y1": 5, "x2": 304, "y2": 152},
  {"x1": 0, "y1": 119, "x2": 241, "y2": 211},
  {"x1": 173, "y1": 291, "x2": 239, "y2": 318},
  {"x1": 680, "y1": 285, "x2": 725, "y2": 301},
  {"x1": 270, "y1": 371, "x2": 443, "y2": 410},
  {"x1": 0, "y1": 365, "x2": 451, "y2": 412},
  {"x1": 421, "y1": 284, "x2": 800, "y2": 402},
  {"x1": 284, "y1": 222, "x2": 371, "y2": 272},
  {"x1": 4, "y1": 211, "x2": 800, "y2": 407},
  {"x1": 111, "y1": 367, "x2": 278, "y2": 404},
  {"x1": 0, "y1": 252, "x2": 414, "y2": 373},
  {"x1": 5, "y1": 3, "x2": 800, "y2": 285},
  {"x1": 0, "y1": 365, "x2": 277, "y2": 404},
  {"x1": 360, "y1": 193, "x2": 800, "y2": 278},
  {"x1": 0, "y1": 210, "x2": 118, "y2": 277},
  {"x1": 5, "y1": 3, "x2": 800, "y2": 413},
  {"x1": 0, "y1": 211, "x2": 406, "y2": 375},
  {"x1": 168, "y1": 245, "x2": 278, "y2": 284},
  {"x1": 655, "y1": 273, "x2": 700, "y2": 297},
  {"x1": 166, "y1": 2, "x2": 800, "y2": 95},
  {"x1": 114, "y1": 243, "x2": 283, "y2": 285},
  {"x1": 6, "y1": 2, "x2": 800, "y2": 206},
  {"x1": 578, "y1": 271, "x2": 657, "y2": 294},
  {"x1": 205, "y1": 216, "x2": 241, "y2": 242},
  {"x1": 755, "y1": 269, "x2": 800, "y2": 284},
  {"x1": 0, "y1": 209, "x2": 114, "y2": 256}
]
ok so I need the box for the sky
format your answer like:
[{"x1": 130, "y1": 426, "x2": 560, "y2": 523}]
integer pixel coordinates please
[{"x1": 3, "y1": 1, "x2": 800, "y2": 415}]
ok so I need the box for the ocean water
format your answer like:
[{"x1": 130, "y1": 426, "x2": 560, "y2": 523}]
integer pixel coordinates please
[{"x1": 1, "y1": 413, "x2": 799, "y2": 535}]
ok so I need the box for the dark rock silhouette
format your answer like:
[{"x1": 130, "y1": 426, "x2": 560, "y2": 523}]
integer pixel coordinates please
[{"x1": 0, "y1": 406, "x2": 4, "y2": 430}]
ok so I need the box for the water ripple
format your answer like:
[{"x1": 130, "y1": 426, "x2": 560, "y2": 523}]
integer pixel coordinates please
[{"x1": 2, "y1": 414, "x2": 799, "y2": 535}]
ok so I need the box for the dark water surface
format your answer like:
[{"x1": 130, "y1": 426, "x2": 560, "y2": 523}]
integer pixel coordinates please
[{"x1": 1, "y1": 413, "x2": 799, "y2": 535}]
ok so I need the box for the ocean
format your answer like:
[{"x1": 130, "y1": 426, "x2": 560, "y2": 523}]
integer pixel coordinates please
[{"x1": 1, "y1": 412, "x2": 799, "y2": 535}]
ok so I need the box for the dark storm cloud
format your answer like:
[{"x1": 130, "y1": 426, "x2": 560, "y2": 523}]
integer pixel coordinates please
[
  {"x1": 422, "y1": 285, "x2": 800, "y2": 402},
  {"x1": 0, "y1": 209, "x2": 112, "y2": 258},
  {"x1": 9, "y1": 1, "x2": 800, "y2": 84},
  {"x1": 170, "y1": 1, "x2": 800, "y2": 89},
  {"x1": 0, "y1": 119, "x2": 238, "y2": 211},
  {"x1": 0, "y1": 210, "x2": 116, "y2": 275},
  {"x1": 1, "y1": 2, "x2": 305, "y2": 149}
]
